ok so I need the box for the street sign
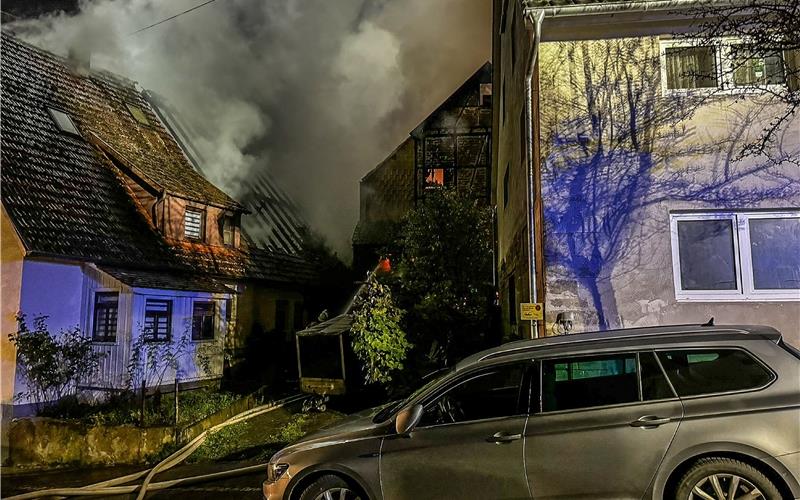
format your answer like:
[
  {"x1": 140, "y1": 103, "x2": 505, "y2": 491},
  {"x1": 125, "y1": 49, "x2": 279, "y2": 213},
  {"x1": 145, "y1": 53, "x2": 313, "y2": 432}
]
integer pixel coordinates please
[{"x1": 520, "y1": 302, "x2": 543, "y2": 321}]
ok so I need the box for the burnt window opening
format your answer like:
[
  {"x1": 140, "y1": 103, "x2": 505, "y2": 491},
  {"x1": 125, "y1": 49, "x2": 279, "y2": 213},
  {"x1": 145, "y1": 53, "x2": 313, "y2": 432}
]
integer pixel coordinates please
[
  {"x1": 48, "y1": 108, "x2": 81, "y2": 136},
  {"x1": 425, "y1": 168, "x2": 445, "y2": 189},
  {"x1": 126, "y1": 103, "x2": 151, "y2": 126},
  {"x1": 184, "y1": 207, "x2": 205, "y2": 241},
  {"x1": 92, "y1": 292, "x2": 119, "y2": 342},
  {"x1": 221, "y1": 215, "x2": 236, "y2": 246},
  {"x1": 192, "y1": 301, "x2": 215, "y2": 341},
  {"x1": 480, "y1": 83, "x2": 493, "y2": 108},
  {"x1": 144, "y1": 299, "x2": 172, "y2": 342}
]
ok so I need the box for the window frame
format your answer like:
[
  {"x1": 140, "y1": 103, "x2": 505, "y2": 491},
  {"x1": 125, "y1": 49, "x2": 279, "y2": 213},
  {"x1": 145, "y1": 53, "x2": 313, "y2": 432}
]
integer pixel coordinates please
[
  {"x1": 654, "y1": 346, "x2": 777, "y2": 400},
  {"x1": 184, "y1": 207, "x2": 206, "y2": 241},
  {"x1": 669, "y1": 210, "x2": 800, "y2": 302},
  {"x1": 659, "y1": 37, "x2": 788, "y2": 95},
  {"x1": 415, "y1": 361, "x2": 533, "y2": 429},
  {"x1": 47, "y1": 107, "x2": 81, "y2": 136},
  {"x1": 191, "y1": 300, "x2": 216, "y2": 342},
  {"x1": 91, "y1": 291, "x2": 119, "y2": 343},
  {"x1": 143, "y1": 298, "x2": 172, "y2": 342}
]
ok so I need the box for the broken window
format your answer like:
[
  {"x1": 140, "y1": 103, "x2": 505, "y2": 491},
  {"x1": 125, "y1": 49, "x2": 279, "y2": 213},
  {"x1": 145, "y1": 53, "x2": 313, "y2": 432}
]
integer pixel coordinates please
[
  {"x1": 192, "y1": 301, "x2": 215, "y2": 341},
  {"x1": 184, "y1": 207, "x2": 205, "y2": 241},
  {"x1": 144, "y1": 299, "x2": 172, "y2": 342},
  {"x1": 425, "y1": 168, "x2": 446, "y2": 189},
  {"x1": 92, "y1": 292, "x2": 118, "y2": 342},
  {"x1": 48, "y1": 108, "x2": 81, "y2": 136}
]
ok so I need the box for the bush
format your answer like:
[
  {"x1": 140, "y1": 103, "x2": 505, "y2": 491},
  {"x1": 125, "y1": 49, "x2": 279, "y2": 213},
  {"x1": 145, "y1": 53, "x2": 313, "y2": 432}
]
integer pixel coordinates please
[{"x1": 9, "y1": 314, "x2": 103, "y2": 412}]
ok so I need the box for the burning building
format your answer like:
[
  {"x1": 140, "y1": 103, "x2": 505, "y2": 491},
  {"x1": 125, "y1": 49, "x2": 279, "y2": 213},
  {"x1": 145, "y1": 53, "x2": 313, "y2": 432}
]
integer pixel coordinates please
[{"x1": 352, "y1": 62, "x2": 493, "y2": 271}]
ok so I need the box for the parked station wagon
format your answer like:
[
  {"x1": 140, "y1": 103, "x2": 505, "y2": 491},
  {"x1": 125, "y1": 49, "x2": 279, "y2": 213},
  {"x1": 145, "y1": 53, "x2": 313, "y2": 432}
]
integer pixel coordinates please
[{"x1": 263, "y1": 324, "x2": 800, "y2": 500}]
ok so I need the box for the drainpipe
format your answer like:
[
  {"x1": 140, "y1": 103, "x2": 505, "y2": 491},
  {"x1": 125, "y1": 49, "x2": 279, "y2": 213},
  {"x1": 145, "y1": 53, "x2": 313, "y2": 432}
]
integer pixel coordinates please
[{"x1": 523, "y1": 8, "x2": 544, "y2": 339}]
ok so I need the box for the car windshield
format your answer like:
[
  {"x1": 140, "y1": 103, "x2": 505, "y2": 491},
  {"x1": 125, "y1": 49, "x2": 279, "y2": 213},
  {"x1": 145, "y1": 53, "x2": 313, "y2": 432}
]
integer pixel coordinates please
[{"x1": 372, "y1": 367, "x2": 453, "y2": 422}]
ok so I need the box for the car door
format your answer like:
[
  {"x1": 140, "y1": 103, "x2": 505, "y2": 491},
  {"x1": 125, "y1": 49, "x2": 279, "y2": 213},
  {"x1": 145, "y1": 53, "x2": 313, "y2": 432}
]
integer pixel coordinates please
[
  {"x1": 380, "y1": 362, "x2": 533, "y2": 500},
  {"x1": 525, "y1": 351, "x2": 683, "y2": 499}
]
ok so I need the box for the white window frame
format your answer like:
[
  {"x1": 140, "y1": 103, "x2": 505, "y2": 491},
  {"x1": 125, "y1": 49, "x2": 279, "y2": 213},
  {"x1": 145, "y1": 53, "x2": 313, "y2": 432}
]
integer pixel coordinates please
[
  {"x1": 659, "y1": 38, "x2": 788, "y2": 96},
  {"x1": 670, "y1": 211, "x2": 800, "y2": 302},
  {"x1": 190, "y1": 299, "x2": 218, "y2": 342}
]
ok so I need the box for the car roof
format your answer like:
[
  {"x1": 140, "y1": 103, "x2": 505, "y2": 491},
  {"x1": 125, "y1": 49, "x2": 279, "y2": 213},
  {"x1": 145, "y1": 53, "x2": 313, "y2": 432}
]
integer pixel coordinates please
[{"x1": 456, "y1": 324, "x2": 782, "y2": 370}]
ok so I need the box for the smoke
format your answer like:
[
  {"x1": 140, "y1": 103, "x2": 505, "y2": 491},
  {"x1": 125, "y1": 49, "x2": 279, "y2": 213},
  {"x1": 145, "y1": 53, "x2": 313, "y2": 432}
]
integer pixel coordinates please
[{"x1": 10, "y1": 0, "x2": 490, "y2": 257}]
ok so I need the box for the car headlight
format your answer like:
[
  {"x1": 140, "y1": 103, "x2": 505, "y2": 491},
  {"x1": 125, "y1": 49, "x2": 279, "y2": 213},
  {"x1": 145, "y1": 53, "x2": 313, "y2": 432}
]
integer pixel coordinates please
[{"x1": 267, "y1": 462, "x2": 289, "y2": 483}]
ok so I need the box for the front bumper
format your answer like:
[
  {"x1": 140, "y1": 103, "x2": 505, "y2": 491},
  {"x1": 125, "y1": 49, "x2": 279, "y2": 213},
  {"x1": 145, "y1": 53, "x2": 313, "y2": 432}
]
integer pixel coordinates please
[{"x1": 262, "y1": 474, "x2": 292, "y2": 500}]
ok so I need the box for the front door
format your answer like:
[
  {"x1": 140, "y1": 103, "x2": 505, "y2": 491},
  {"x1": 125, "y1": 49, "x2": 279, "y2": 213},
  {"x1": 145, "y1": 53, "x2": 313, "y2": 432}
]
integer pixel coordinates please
[
  {"x1": 380, "y1": 362, "x2": 532, "y2": 500},
  {"x1": 525, "y1": 351, "x2": 683, "y2": 499}
]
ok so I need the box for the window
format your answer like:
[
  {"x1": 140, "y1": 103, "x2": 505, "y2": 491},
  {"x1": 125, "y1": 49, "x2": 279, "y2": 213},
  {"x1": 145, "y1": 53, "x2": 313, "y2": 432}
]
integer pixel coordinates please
[
  {"x1": 503, "y1": 163, "x2": 510, "y2": 208},
  {"x1": 92, "y1": 292, "x2": 119, "y2": 342},
  {"x1": 221, "y1": 215, "x2": 235, "y2": 246},
  {"x1": 48, "y1": 108, "x2": 81, "y2": 136},
  {"x1": 184, "y1": 207, "x2": 205, "y2": 241},
  {"x1": 420, "y1": 364, "x2": 527, "y2": 427},
  {"x1": 670, "y1": 211, "x2": 800, "y2": 301},
  {"x1": 192, "y1": 301, "x2": 215, "y2": 341},
  {"x1": 126, "y1": 103, "x2": 151, "y2": 125},
  {"x1": 664, "y1": 45, "x2": 718, "y2": 90},
  {"x1": 480, "y1": 83, "x2": 492, "y2": 108},
  {"x1": 144, "y1": 299, "x2": 172, "y2": 342},
  {"x1": 424, "y1": 168, "x2": 447, "y2": 189},
  {"x1": 640, "y1": 352, "x2": 675, "y2": 401},
  {"x1": 657, "y1": 349, "x2": 774, "y2": 396},
  {"x1": 731, "y1": 45, "x2": 785, "y2": 86},
  {"x1": 542, "y1": 354, "x2": 638, "y2": 412}
]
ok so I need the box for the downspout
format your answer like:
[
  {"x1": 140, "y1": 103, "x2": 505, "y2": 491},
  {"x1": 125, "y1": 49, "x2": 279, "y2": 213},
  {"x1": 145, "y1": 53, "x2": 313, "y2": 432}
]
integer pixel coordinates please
[{"x1": 523, "y1": 8, "x2": 544, "y2": 339}]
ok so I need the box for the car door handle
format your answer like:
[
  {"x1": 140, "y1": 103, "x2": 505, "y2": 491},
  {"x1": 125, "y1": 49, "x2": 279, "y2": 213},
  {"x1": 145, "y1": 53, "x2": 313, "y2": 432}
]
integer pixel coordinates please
[
  {"x1": 487, "y1": 432, "x2": 522, "y2": 444},
  {"x1": 630, "y1": 415, "x2": 672, "y2": 428}
]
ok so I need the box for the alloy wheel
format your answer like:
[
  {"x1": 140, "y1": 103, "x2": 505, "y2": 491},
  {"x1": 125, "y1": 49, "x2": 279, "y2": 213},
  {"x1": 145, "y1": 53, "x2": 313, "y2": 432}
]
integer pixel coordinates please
[
  {"x1": 689, "y1": 473, "x2": 765, "y2": 500},
  {"x1": 313, "y1": 487, "x2": 362, "y2": 500}
]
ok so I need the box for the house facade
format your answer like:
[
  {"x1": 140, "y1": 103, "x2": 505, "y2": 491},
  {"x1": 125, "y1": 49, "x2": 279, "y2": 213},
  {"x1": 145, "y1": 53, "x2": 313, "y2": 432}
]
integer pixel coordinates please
[
  {"x1": 0, "y1": 30, "x2": 315, "y2": 431},
  {"x1": 492, "y1": 1, "x2": 800, "y2": 342},
  {"x1": 353, "y1": 63, "x2": 493, "y2": 272}
]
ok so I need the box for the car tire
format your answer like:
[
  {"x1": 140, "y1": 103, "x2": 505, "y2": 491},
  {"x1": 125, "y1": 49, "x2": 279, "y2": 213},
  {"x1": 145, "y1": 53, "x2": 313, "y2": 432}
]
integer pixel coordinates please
[
  {"x1": 674, "y1": 457, "x2": 781, "y2": 500},
  {"x1": 298, "y1": 474, "x2": 363, "y2": 500}
]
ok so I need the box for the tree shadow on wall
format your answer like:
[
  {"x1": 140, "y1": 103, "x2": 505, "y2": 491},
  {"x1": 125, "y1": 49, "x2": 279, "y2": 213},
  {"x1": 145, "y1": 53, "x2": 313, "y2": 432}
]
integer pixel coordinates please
[{"x1": 540, "y1": 38, "x2": 800, "y2": 330}]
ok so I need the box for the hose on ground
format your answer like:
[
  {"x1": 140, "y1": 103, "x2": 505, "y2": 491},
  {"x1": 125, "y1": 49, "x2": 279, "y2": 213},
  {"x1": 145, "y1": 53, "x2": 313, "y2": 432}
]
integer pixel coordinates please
[{"x1": 6, "y1": 393, "x2": 307, "y2": 500}]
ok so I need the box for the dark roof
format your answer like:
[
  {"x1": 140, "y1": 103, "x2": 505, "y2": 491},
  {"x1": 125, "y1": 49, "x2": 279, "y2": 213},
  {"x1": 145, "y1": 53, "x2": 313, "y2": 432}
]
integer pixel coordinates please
[
  {"x1": 1, "y1": 31, "x2": 316, "y2": 287},
  {"x1": 100, "y1": 267, "x2": 236, "y2": 293}
]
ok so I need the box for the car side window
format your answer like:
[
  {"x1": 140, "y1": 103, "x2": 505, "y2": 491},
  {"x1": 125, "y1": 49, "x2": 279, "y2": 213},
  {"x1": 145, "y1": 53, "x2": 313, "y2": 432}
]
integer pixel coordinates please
[
  {"x1": 640, "y1": 352, "x2": 675, "y2": 400},
  {"x1": 656, "y1": 349, "x2": 774, "y2": 396},
  {"x1": 419, "y1": 363, "x2": 527, "y2": 427},
  {"x1": 542, "y1": 354, "x2": 638, "y2": 412}
]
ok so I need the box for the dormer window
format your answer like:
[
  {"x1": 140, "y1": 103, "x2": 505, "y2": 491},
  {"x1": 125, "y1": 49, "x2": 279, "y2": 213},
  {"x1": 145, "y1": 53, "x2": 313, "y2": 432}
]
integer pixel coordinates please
[
  {"x1": 48, "y1": 108, "x2": 80, "y2": 136},
  {"x1": 184, "y1": 207, "x2": 205, "y2": 241},
  {"x1": 221, "y1": 215, "x2": 235, "y2": 247}
]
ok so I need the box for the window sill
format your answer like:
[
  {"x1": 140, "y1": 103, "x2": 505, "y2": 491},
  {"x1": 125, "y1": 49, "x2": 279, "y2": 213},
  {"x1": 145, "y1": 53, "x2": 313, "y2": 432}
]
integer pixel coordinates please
[{"x1": 675, "y1": 294, "x2": 800, "y2": 303}]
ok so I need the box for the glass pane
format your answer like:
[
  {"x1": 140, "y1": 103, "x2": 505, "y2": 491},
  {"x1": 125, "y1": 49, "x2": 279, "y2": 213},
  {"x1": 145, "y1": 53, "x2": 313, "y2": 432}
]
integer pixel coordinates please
[
  {"x1": 732, "y1": 46, "x2": 786, "y2": 86},
  {"x1": 657, "y1": 349, "x2": 774, "y2": 396},
  {"x1": 420, "y1": 364, "x2": 525, "y2": 426},
  {"x1": 749, "y1": 217, "x2": 800, "y2": 289},
  {"x1": 542, "y1": 354, "x2": 638, "y2": 412},
  {"x1": 640, "y1": 353, "x2": 674, "y2": 400},
  {"x1": 677, "y1": 219, "x2": 737, "y2": 290},
  {"x1": 665, "y1": 46, "x2": 718, "y2": 89}
]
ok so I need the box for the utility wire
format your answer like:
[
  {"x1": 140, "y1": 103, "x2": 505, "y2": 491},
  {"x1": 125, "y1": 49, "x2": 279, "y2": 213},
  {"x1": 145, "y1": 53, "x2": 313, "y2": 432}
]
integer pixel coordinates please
[{"x1": 129, "y1": 0, "x2": 219, "y2": 35}]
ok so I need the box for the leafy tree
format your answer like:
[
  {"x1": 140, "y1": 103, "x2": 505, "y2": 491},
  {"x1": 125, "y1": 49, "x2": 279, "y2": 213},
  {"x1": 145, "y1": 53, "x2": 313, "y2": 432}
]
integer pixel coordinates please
[
  {"x1": 396, "y1": 190, "x2": 495, "y2": 367},
  {"x1": 9, "y1": 314, "x2": 103, "y2": 412},
  {"x1": 350, "y1": 279, "x2": 411, "y2": 386}
]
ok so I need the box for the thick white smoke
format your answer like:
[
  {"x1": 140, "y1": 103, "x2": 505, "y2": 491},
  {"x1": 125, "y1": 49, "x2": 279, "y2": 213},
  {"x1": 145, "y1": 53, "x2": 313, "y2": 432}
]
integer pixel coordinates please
[{"x1": 10, "y1": 0, "x2": 490, "y2": 257}]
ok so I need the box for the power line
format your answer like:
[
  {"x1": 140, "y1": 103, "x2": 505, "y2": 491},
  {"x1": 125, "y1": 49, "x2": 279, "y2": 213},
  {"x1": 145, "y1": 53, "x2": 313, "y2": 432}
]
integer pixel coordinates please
[{"x1": 129, "y1": 0, "x2": 219, "y2": 35}]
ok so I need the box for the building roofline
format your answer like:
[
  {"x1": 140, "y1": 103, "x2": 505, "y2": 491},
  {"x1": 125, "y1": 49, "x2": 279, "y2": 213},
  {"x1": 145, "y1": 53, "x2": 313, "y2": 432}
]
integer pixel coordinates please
[{"x1": 522, "y1": 0, "x2": 744, "y2": 17}]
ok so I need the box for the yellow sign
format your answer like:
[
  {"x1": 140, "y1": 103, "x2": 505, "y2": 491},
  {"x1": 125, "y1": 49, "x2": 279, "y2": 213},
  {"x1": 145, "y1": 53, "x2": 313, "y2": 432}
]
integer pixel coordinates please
[{"x1": 520, "y1": 302, "x2": 543, "y2": 321}]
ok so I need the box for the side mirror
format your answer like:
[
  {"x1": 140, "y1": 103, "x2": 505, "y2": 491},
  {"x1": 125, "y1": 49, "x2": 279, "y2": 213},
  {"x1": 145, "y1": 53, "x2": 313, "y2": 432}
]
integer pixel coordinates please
[{"x1": 395, "y1": 404, "x2": 423, "y2": 435}]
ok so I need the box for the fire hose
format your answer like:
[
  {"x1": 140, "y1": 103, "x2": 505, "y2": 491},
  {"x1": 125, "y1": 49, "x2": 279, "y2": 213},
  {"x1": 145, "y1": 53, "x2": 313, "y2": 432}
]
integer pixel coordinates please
[{"x1": 6, "y1": 393, "x2": 308, "y2": 500}]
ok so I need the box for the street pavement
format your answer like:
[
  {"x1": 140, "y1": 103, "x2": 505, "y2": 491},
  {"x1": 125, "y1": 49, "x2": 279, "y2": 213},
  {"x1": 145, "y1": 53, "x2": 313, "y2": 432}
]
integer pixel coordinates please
[{"x1": 2, "y1": 460, "x2": 266, "y2": 498}]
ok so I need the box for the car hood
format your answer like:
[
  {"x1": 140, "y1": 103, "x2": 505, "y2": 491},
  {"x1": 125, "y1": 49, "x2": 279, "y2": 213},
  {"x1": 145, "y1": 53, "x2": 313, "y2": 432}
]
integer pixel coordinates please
[{"x1": 270, "y1": 406, "x2": 389, "y2": 462}]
